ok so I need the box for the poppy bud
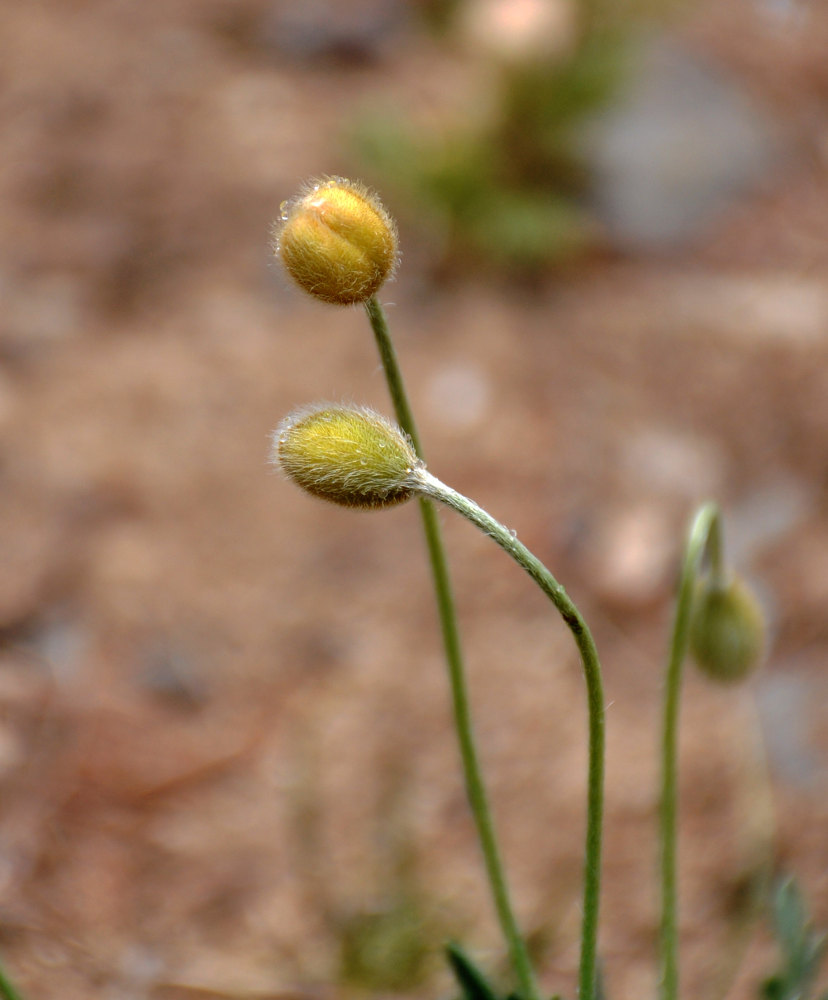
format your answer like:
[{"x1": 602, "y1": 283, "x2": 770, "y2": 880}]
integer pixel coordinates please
[
  {"x1": 273, "y1": 404, "x2": 421, "y2": 510},
  {"x1": 275, "y1": 177, "x2": 398, "y2": 305},
  {"x1": 690, "y1": 576, "x2": 766, "y2": 683}
]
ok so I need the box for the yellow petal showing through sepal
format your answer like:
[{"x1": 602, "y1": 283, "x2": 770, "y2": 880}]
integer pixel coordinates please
[{"x1": 276, "y1": 178, "x2": 398, "y2": 306}]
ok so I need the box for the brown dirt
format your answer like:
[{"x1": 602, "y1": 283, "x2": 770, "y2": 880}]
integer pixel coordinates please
[{"x1": 1, "y1": 2, "x2": 827, "y2": 999}]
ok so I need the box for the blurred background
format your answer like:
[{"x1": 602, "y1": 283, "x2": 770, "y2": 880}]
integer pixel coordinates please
[{"x1": 0, "y1": 1, "x2": 827, "y2": 998}]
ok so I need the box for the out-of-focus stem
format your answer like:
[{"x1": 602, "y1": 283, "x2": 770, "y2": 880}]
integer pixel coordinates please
[{"x1": 658, "y1": 502, "x2": 722, "y2": 1000}]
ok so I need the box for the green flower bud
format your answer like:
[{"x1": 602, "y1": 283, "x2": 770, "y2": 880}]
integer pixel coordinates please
[
  {"x1": 275, "y1": 177, "x2": 398, "y2": 305},
  {"x1": 273, "y1": 404, "x2": 422, "y2": 510},
  {"x1": 690, "y1": 576, "x2": 766, "y2": 683}
]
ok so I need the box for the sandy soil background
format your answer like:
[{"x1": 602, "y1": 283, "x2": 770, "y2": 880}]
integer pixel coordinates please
[{"x1": 0, "y1": 2, "x2": 827, "y2": 999}]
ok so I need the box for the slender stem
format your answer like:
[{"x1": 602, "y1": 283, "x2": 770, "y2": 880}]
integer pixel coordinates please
[
  {"x1": 416, "y1": 471, "x2": 606, "y2": 1000},
  {"x1": 658, "y1": 502, "x2": 722, "y2": 1000},
  {"x1": 364, "y1": 298, "x2": 424, "y2": 456},
  {"x1": 364, "y1": 297, "x2": 541, "y2": 1000}
]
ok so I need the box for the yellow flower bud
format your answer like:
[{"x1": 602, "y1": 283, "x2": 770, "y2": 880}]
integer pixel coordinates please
[
  {"x1": 690, "y1": 576, "x2": 766, "y2": 683},
  {"x1": 275, "y1": 177, "x2": 398, "y2": 305},
  {"x1": 273, "y1": 404, "x2": 421, "y2": 509}
]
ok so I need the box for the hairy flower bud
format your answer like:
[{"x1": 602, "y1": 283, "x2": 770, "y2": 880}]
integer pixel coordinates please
[
  {"x1": 275, "y1": 178, "x2": 398, "y2": 305},
  {"x1": 690, "y1": 576, "x2": 766, "y2": 683},
  {"x1": 273, "y1": 404, "x2": 421, "y2": 509}
]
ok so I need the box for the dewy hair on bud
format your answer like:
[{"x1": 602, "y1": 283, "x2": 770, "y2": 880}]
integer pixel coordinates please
[
  {"x1": 275, "y1": 177, "x2": 398, "y2": 306},
  {"x1": 273, "y1": 404, "x2": 422, "y2": 509},
  {"x1": 689, "y1": 575, "x2": 766, "y2": 683}
]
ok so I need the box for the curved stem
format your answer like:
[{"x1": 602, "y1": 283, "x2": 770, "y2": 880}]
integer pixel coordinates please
[
  {"x1": 364, "y1": 297, "x2": 541, "y2": 1000},
  {"x1": 658, "y1": 502, "x2": 722, "y2": 1000},
  {"x1": 416, "y1": 471, "x2": 606, "y2": 1000}
]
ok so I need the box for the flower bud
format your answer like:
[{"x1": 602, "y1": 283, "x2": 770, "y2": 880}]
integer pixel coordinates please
[
  {"x1": 275, "y1": 178, "x2": 398, "y2": 305},
  {"x1": 689, "y1": 576, "x2": 766, "y2": 683},
  {"x1": 273, "y1": 404, "x2": 421, "y2": 509}
]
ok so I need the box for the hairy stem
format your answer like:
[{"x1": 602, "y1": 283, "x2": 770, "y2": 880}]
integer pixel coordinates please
[{"x1": 416, "y1": 470, "x2": 606, "y2": 1000}]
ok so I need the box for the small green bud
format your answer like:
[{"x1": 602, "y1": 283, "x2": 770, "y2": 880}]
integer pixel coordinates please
[
  {"x1": 273, "y1": 404, "x2": 421, "y2": 510},
  {"x1": 689, "y1": 576, "x2": 766, "y2": 683},
  {"x1": 275, "y1": 177, "x2": 398, "y2": 305}
]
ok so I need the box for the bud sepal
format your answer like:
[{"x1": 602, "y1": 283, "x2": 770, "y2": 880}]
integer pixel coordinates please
[
  {"x1": 273, "y1": 404, "x2": 421, "y2": 510},
  {"x1": 275, "y1": 177, "x2": 398, "y2": 306},
  {"x1": 689, "y1": 574, "x2": 766, "y2": 684}
]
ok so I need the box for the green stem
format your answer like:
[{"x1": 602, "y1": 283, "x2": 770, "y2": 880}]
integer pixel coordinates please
[
  {"x1": 658, "y1": 502, "x2": 722, "y2": 1000},
  {"x1": 416, "y1": 471, "x2": 606, "y2": 1000},
  {"x1": 364, "y1": 298, "x2": 424, "y2": 456},
  {"x1": 364, "y1": 297, "x2": 541, "y2": 1000}
]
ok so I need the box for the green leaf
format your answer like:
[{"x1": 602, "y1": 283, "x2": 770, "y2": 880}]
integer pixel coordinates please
[
  {"x1": 446, "y1": 942, "x2": 501, "y2": 1000},
  {"x1": 760, "y1": 974, "x2": 786, "y2": 1000},
  {"x1": 0, "y1": 957, "x2": 25, "y2": 1000},
  {"x1": 761, "y1": 878, "x2": 827, "y2": 1000},
  {"x1": 774, "y1": 879, "x2": 808, "y2": 958}
]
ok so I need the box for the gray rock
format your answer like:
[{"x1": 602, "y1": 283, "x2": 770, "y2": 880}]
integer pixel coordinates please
[
  {"x1": 756, "y1": 669, "x2": 824, "y2": 789},
  {"x1": 580, "y1": 37, "x2": 779, "y2": 250},
  {"x1": 260, "y1": 0, "x2": 407, "y2": 63},
  {"x1": 727, "y1": 476, "x2": 816, "y2": 566}
]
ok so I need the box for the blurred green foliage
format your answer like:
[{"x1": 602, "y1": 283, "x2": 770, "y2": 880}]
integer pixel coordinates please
[
  {"x1": 350, "y1": 2, "x2": 631, "y2": 275},
  {"x1": 338, "y1": 895, "x2": 432, "y2": 992},
  {"x1": 0, "y1": 956, "x2": 24, "y2": 1000},
  {"x1": 762, "y1": 879, "x2": 828, "y2": 1000}
]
